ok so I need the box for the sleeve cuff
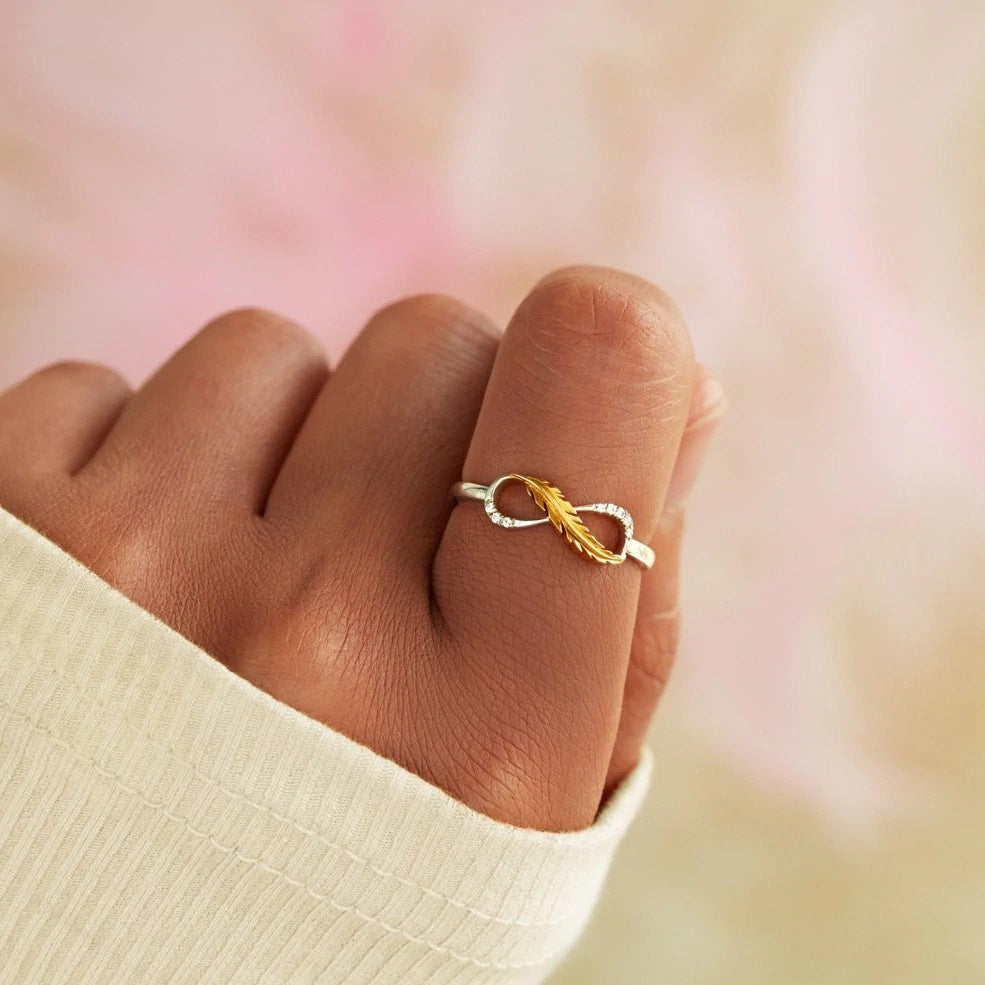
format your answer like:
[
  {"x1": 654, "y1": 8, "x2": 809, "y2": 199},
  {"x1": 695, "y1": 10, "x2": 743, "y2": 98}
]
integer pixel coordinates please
[{"x1": 0, "y1": 506, "x2": 651, "y2": 983}]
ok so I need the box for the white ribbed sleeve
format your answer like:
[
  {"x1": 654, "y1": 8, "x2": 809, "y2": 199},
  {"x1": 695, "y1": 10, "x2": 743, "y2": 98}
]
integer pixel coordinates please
[{"x1": 0, "y1": 507, "x2": 650, "y2": 984}]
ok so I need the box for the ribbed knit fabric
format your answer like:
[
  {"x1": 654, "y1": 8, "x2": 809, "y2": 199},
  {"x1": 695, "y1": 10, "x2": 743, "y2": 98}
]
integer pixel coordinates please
[{"x1": 0, "y1": 507, "x2": 651, "y2": 984}]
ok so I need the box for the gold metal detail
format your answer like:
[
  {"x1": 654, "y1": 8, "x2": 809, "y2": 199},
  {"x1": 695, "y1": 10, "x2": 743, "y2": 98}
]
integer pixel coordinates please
[{"x1": 506, "y1": 473, "x2": 626, "y2": 565}]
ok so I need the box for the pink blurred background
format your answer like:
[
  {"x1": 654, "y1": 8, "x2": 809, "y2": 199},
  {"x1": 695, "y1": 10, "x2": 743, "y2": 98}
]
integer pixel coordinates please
[{"x1": 2, "y1": 2, "x2": 983, "y2": 981}]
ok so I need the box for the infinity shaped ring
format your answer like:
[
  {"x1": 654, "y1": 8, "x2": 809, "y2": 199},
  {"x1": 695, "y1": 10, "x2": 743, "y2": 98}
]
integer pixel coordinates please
[{"x1": 450, "y1": 473, "x2": 655, "y2": 569}]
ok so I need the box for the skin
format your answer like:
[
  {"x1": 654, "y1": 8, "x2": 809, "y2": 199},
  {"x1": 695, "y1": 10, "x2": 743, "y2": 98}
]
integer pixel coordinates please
[{"x1": 0, "y1": 265, "x2": 726, "y2": 832}]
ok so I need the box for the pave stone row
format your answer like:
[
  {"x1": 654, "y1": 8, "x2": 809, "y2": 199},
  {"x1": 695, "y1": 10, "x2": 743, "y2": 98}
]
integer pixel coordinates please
[
  {"x1": 485, "y1": 497, "x2": 634, "y2": 539},
  {"x1": 485, "y1": 498, "x2": 519, "y2": 527},
  {"x1": 583, "y1": 503, "x2": 634, "y2": 540}
]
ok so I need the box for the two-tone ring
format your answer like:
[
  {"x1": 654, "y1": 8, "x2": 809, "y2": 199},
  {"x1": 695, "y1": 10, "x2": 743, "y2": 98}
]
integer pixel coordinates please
[{"x1": 450, "y1": 473, "x2": 655, "y2": 569}]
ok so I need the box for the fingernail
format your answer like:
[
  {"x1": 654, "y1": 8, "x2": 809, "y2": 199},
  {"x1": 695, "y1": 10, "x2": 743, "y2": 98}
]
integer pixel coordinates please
[{"x1": 663, "y1": 372, "x2": 727, "y2": 510}]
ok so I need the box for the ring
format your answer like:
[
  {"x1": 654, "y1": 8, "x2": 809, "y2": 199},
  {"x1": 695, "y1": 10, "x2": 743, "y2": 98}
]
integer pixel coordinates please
[{"x1": 450, "y1": 473, "x2": 655, "y2": 569}]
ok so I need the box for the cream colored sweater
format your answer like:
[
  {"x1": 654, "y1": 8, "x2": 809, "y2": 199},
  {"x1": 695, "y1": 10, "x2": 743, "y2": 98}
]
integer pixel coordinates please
[{"x1": 0, "y1": 507, "x2": 650, "y2": 984}]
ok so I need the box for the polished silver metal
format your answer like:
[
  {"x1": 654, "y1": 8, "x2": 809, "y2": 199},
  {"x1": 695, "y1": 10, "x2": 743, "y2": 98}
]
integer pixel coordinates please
[{"x1": 450, "y1": 475, "x2": 655, "y2": 569}]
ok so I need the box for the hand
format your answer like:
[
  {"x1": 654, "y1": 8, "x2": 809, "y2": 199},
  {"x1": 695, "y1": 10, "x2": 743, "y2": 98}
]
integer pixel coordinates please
[{"x1": 0, "y1": 266, "x2": 725, "y2": 831}]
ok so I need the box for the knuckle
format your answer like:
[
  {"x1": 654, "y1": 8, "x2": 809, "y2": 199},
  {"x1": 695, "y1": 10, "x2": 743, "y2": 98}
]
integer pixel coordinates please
[
  {"x1": 430, "y1": 636, "x2": 603, "y2": 828},
  {"x1": 28, "y1": 360, "x2": 129, "y2": 395},
  {"x1": 76, "y1": 512, "x2": 164, "y2": 595},
  {"x1": 453, "y1": 747, "x2": 549, "y2": 827},
  {"x1": 520, "y1": 266, "x2": 693, "y2": 382},
  {"x1": 77, "y1": 511, "x2": 232, "y2": 654},
  {"x1": 443, "y1": 703, "x2": 563, "y2": 826},
  {"x1": 364, "y1": 293, "x2": 499, "y2": 361},
  {"x1": 199, "y1": 307, "x2": 324, "y2": 363}
]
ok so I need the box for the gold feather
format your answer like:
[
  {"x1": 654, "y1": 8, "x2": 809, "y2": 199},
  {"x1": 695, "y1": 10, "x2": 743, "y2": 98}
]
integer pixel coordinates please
[{"x1": 507, "y1": 473, "x2": 623, "y2": 564}]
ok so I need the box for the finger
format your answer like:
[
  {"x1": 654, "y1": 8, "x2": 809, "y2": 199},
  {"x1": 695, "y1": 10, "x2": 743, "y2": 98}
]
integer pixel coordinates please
[
  {"x1": 604, "y1": 367, "x2": 726, "y2": 796},
  {"x1": 664, "y1": 363, "x2": 728, "y2": 511},
  {"x1": 0, "y1": 361, "x2": 131, "y2": 477},
  {"x1": 85, "y1": 308, "x2": 329, "y2": 513},
  {"x1": 603, "y1": 507, "x2": 684, "y2": 795},
  {"x1": 432, "y1": 266, "x2": 695, "y2": 830},
  {"x1": 264, "y1": 295, "x2": 499, "y2": 588}
]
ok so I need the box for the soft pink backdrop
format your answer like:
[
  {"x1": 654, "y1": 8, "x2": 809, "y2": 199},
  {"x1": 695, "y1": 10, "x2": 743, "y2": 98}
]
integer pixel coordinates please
[{"x1": 2, "y1": 2, "x2": 982, "y2": 980}]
